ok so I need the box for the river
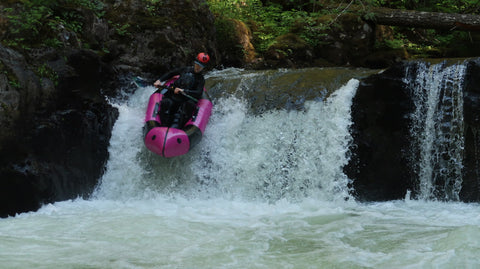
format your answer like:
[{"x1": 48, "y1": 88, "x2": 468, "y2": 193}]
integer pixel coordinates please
[{"x1": 1, "y1": 67, "x2": 479, "y2": 268}]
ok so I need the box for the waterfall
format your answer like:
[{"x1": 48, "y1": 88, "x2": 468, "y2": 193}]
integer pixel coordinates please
[
  {"x1": 94, "y1": 68, "x2": 363, "y2": 203},
  {"x1": 405, "y1": 61, "x2": 467, "y2": 201}
]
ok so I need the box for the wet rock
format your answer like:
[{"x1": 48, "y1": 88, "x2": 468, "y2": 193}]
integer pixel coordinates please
[
  {"x1": 264, "y1": 33, "x2": 314, "y2": 68},
  {"x1": 101, "y1": 0, "x2": 219, "y2": 75},
  {"x1": 346, "y1": 62, "x2": 416, "y2": 201},
  {"x1": 216, "y1": 18, "x2": 256, "y2": 67},
  {"x1": 316, "y1": 14, "x2": 375, "y2": 66},
  {"x1": 461, "y1": 58, "x2": 480, "y2": 201},
  {"x1": 0, "y1": 47, "x2": 118, "y2": 218}
]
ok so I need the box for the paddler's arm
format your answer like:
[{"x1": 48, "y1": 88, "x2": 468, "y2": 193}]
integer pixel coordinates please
[{"x1": 153, "y1": 67, "x2": 186, "y2": 88}]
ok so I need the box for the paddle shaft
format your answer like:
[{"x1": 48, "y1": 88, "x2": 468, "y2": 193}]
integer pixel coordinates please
[{"x1": 134, "y1": 76, "x2": 198, "y2": 102}]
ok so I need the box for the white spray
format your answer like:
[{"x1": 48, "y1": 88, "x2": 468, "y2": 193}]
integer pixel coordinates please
[{"x1": 94, "y1": 71, "x2": 360, "y2": 203}]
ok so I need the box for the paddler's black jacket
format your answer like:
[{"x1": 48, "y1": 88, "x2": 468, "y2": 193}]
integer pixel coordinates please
[{"x1": 158, "y1": 66, "x2": 205, "y2": 101}]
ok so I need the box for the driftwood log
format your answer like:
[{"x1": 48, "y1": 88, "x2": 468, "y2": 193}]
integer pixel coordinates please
[
  {"x1": 362, "y1": 7, "x2": 480, "y2": 31},
  {"x1": 325, "y1": 4, "x2": 480, "y2": 31}
]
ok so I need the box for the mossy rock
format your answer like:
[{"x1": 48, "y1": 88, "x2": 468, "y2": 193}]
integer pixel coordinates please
[
  {"x1": 359, "y1": 48, "x2": 410, "y2": 69},
  {"x1": 215, "y1": 17, "x2": 256, "y2": 67},
  {"x1": 265, "y1": 33, "x2": 313, "y2": 65}
]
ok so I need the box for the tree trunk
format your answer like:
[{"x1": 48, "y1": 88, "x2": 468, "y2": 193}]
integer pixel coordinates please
[{"x1": 364, "y1": 7, "x2": 480, "y2": 31}]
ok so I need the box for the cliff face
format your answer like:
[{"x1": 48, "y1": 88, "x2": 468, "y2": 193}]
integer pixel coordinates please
[
  {"x1": 0, "y1": 45, "x2": 119, "y2": 217},
  {"x1": 0, "y1": 0, "x2": 218, "y2": 217},
  {"x1": 99, "y1": 0, "x2": 219, "y2": 74},
  {"x1": 462, "y1": 60, "x2": 480, "y2": 202}
]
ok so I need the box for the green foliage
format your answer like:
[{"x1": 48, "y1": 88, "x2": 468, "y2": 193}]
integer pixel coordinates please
[
  {"x1": 253, "y1": 4, "x2": 300, "y2": 51},
  {"x1": 8, "y1": 80, "x2": 21, "y2": 89},
  {"x1": 112, "y1": 22, "x2": 132, "y2": 37},
  {"x1": 207, "y1": 0, "x2": 329, "y2": 52},
  {"x1": 214, "y1": 17, "x2": 247, "y2": 60},
  {"x1": 0, "y1": 60, "x2": 20, "y2": 89},
  {"x1": 1, "y1": 0, "x2": 104, "y2": 51},
  {"x1": 214, "y1": 17, "x2": 237, "y2": 45},
  {"x1": 144, "y1": 0, "x2": 166, "y2": 16},
  {"x1": 208, "y1": 0, "x2": 480, "y2": 59},
  {"x1": 299, "y1": 16, "x2": 329, "y2": 48},
  {"x1": 36, "y1": 63, "x2": 58, "y2": 85},
  {"x1": 2, "y1": 5, "x2": 54, "y2": 48}
]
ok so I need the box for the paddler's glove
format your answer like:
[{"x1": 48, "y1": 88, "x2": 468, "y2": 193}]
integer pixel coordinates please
[{"x1": 153, "y1": 80, "x2": 165, "y2": 88}]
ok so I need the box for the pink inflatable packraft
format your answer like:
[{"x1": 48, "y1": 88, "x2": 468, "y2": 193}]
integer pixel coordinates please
[{"x1": 143, "y1": 77, "x2": 213, "y2": 157}]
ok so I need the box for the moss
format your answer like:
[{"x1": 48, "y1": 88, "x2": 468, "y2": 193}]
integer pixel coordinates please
[
  {"x1": 215, "y1": 17, "x2": 257, "y2": 65},
  {"x1": 264, "y1": 33, "x2": 313, "y2": 66},
  {"x1": 35, "y1": 63, "x2": 58, "y2": 86},
  {"x1": 267, "y1": 33, "x2": 310, "y2": 59},
  {"x1": 215, "y1": 18, "x2": 240, "y2": 51},
  {"x1": 274, "y1": 33, "x2": 308, "y2": 50},
  {"x1": 0, "y1": 60, "x2": 20, "y2": 89},
  {"x1": 316, "y1": 14, "x2": 336, "y2": 25}
]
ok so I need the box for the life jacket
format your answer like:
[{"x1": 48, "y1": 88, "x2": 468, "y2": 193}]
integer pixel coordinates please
[
  {"x1": 174, "y1": 72, "x2": 195, "y2": 90},
  {"x1": 168, "y1": 69, "x2": 198, "y2": 101}
]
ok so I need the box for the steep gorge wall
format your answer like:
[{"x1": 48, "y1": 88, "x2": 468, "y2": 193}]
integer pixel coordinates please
[{"x1": 0, "y1": 0, "x2": 218, "y2": 217}]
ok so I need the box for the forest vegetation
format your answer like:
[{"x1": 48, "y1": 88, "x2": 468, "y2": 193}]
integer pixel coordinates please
[
  {"x1": 0, "y1": 0, "x2": 479, "y2": 67},
  {"x1": 208, "y1": 0, "x2": 480, "y2": 60}
]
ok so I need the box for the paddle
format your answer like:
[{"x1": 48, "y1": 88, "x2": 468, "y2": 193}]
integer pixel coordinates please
[
  {"x1": 177, "y1": 90, "x2": 199, "y2": 102},
  {"x1": 133, "y1": 76, "x2": 199, "y2": 102}
]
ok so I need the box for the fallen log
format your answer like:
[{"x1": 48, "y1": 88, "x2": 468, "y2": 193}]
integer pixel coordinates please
[{"x1": 363, "y1": 7, "x2": 480, "y2": 31}]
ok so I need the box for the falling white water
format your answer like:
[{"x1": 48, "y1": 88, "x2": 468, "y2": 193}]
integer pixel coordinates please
[
  {"x1": 405, "y1": 62, "x2": 466, "y2": 200},
  {"x1": 94, "y1": 70, "x2": 360, "y2": 203},
  {"x1": 190, "y1": 78, "x2": 359, "y2": 202}
]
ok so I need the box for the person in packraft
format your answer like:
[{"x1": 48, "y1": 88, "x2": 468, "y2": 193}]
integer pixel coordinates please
[{"x1": 153, "y1": 52, "x2": 210, "y2": 128}]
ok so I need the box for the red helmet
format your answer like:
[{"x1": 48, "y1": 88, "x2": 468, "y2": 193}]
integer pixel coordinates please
[{"x1": 196, "y1": 52, "x2": 210, "y2": 65}]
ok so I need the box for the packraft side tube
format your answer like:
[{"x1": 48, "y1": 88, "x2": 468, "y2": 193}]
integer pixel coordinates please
[{"x1": 143, "y1": 89, "x2": 212, "y2": 157}]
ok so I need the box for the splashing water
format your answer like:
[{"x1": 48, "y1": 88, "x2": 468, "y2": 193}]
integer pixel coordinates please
[{"x1": 95, "y1": 73, "x2": 360, "y2": 203}]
